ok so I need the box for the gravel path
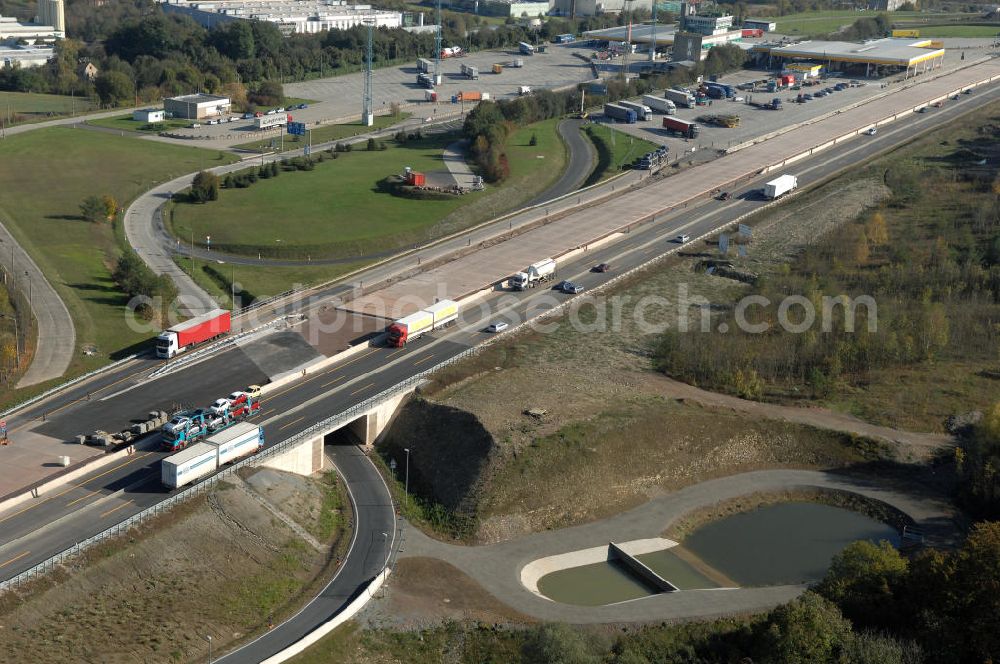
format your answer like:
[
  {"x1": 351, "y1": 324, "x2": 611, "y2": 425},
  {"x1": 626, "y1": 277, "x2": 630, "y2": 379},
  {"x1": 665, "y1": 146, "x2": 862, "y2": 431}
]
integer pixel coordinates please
[{"x1": 398, "y1": 469, "x2": 958, "y2": 624}]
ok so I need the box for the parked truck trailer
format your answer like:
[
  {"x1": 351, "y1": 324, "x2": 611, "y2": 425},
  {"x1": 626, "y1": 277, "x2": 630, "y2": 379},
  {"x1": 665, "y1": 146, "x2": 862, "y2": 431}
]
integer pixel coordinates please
[
  {"x1": 417, "y1": 58, "x2": 433, "y2": 72},
  {"x1": 460, "y1": 63, "x2": 479, "y2": 79},
  {"x1": 664, "y1": 88, "x2": 696, "y2": 109},
  {"x1": 618, "y1": 100, "x2": 653, "y2": 121},
  {"x1": 511, "y1": 258, "x2": 557, "y2": 290},
  {"x1": 641, "y1": 94, "x2": 676, "y2": 114},
  {"x1": 603, "y1": 103, "x2": 637, "y2": 124},
  {"x1": 662, "y1": 116, "x2": 700, "y2": 138},
  {"x1": 156, "y1": 309, "x2": 231, "y2": 359}
]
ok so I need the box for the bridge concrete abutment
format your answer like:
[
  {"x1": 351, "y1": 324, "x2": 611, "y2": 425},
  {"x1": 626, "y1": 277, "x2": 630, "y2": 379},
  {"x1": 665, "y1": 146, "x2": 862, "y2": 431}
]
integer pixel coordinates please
[
  {"x1": 261, "y1": 433, "x2": 325, "y2": 476},
  {"x1": 347, "y1": 390, "x2": 411, "y2": 446}
]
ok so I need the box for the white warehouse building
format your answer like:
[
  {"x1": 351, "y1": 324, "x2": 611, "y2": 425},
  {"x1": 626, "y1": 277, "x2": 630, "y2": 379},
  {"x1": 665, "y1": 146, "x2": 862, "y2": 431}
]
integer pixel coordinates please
[{"x1": 161, "y1": 0, "x2": 402, "y2": 34}]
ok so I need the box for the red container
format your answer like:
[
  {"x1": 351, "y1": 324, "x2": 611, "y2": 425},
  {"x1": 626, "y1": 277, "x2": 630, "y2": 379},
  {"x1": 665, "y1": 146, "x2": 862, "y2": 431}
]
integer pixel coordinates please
[
  {"x1": 171, "y1": 310, "x2": 231, "y2": 347},
  {"x1": 411, "y1": 172, "x2": 426, "y2": 186}
]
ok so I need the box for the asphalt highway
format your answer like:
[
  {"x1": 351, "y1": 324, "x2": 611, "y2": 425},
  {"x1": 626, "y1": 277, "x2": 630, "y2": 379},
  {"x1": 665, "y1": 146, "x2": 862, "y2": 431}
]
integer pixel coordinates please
[{"x1": 0, "y1": 79, "x2": 998, "y2": 659}]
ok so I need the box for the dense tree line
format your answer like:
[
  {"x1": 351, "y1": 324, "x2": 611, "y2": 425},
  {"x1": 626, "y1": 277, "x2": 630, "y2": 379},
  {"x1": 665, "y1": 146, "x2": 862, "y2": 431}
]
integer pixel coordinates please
[
  {"x1": 955, "y1": 402, "x2": 1000, "y2": 518},
  {"x1": 0, "y1": 0, "x2": 624, "y2": 103},
  {"x1": 112, "y1": 248, "x2": 177, "y2": 321}
]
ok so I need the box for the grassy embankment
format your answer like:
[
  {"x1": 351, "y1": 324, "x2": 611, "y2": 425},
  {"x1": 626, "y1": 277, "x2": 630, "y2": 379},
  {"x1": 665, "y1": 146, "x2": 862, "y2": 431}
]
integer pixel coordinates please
[
  {"x1": 0, "y1": 91, "x2": 97, "y2": 126},
  {"x1": 583, "y1": 122, "x2": 660, "y2": 184},
  {"x1": 772, "y1": 9, "x2": 976, "y2": 35},
  {"x1": 231, "y1": 112, "x2": 411, "y2": 154},
  {"x1": 170, "y1": 118, "x2": 568, "y2": 300},
  {"x1": 654, "y1": 103, "x2": 1000, "y2": 432},
  {"x1": 86, "y1": 115, "x2": 192, "y2": 133},
  {"x1": 0, "y1": 127, "x2": 237, "y2": 388},
  {"x1": 916, "y1": 24, "x2": 1000, "y2": 37}
]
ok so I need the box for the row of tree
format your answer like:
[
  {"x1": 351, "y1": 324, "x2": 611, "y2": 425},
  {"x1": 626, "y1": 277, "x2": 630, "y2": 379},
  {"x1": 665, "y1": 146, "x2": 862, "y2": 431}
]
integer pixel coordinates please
[{"x1": 0, "y1": 1, "x2": 627, "y2": 104}]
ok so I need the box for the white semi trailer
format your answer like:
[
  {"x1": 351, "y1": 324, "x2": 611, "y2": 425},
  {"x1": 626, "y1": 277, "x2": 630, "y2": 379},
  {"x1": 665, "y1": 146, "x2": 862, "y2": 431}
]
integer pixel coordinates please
[
  {"x1": 763, "y1": 174, "x2": 798, "y2": 199},
  {"x1": 642, "y1": 95, "x2": 676, "y2": 114}
]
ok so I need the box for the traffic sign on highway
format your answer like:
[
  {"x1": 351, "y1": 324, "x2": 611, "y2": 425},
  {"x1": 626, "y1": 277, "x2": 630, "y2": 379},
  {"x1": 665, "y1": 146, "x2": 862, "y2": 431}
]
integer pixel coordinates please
[{"x1": 287, "y1": 121, "x2": 306, "y2": 136}]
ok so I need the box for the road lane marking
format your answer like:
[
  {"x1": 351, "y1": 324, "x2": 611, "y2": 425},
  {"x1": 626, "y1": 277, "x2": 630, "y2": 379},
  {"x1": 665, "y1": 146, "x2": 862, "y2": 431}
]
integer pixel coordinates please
[
  {"x1": 350, "y1": 382, "x2": 375, "y2": 396},
  {"x1": 264, "y1": 348, "x2": 380, "y2": 400},
  {"x1": 279, "y1": 416, "x2": 305, "y2": 431},
  {"x1": 0, "y1": 451, "x2": 155, "y2": 525},
  {"x1": 412, "y1": 354, "x2": 435, "y2": 366},
  {"x1": 260, "y1": 408, "x2": 276, "y2": 417},
  {"x1": 99, "y1": 500, "x2": 134, "y2": 519},
  {"x1": 322, "y1": 375, "x2": 345, "y2": 388},
  {"x1": 65, "y1": 490, "x2": 100, "y2": 507},
  {"x1": 0, "y1": 550, "x2": 31, "y2": 568}
]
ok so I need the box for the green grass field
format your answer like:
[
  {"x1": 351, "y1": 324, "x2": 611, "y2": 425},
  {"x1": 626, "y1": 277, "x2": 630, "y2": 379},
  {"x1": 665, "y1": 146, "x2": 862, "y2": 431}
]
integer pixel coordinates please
[
  {"x1": 583, "y1": 123, "x2": 660, "y2": 182},
  {"x1": 173, "y1": 117, "x2": 567, "y2": 264},
  {"x1": 917, "y1": 24, "x2": 1000, "y2": 37},
  {"x1": 772, "y1": 10, "x2": 976, "y2": 35},
  {"x1": 172, "y1": 135, "x2": 472, "y2": 259},
  {"x1": 0, "y1": 128, "x2": 236, "y2": 371},
  {"x1": 233, "y1": 113, "x2": 411, "y2": 154},
  {"x1": 0, "y1": 91, "x2": 96, "y2": 125},
  {"x1": 87, "y1": 115, "x2": 193, "y2": 133}
]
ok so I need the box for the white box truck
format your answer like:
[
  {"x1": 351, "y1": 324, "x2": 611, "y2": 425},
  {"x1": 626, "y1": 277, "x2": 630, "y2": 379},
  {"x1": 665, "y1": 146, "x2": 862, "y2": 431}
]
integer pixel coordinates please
[
  {"x1": 763, "y1": 174, "x2": 798, "y2": 199},
  {"x1": 511, "y1": 258, "x2": 557, "y2": 290},
  {"x1": 642, "y1": 95, "x2": 676, "y2": 114},
  {"x1": 162, "y1": 442, "x2": 218, "y2": 489},
  {"x1": 206, "y1": 422, "x2": 263, "y2": 466}
]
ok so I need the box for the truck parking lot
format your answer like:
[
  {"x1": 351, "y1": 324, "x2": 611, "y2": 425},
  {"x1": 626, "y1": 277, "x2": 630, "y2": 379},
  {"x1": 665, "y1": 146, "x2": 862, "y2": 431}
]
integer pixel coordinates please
[{"x1": 598, "y1": 37, "x2": 996, "y2": 162}]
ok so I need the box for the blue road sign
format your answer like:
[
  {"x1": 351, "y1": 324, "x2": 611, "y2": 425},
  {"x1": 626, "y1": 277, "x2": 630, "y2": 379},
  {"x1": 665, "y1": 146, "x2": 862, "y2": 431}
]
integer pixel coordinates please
[{"x1": 287, "y1": 121, "x2": 306, "y2": 136}]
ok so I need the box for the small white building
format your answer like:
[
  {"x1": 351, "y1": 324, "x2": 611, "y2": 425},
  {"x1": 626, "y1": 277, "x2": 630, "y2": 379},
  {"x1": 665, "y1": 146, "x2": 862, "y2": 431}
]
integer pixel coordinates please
[{"x1": 133, "y1": 108, "x2": 165, "y2": 123}]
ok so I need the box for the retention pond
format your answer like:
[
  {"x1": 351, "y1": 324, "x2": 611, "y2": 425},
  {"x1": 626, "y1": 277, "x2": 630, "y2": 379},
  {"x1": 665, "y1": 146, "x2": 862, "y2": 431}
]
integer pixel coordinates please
[{"x1": 534, "y1": 501, "x2": 900, "y2": 605}]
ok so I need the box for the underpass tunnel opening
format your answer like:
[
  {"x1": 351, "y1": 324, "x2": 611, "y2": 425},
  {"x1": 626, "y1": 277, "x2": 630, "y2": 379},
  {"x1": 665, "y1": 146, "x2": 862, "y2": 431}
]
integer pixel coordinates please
[{"x1": 324, "y1": 416, "x2": 368, "y2": 445}]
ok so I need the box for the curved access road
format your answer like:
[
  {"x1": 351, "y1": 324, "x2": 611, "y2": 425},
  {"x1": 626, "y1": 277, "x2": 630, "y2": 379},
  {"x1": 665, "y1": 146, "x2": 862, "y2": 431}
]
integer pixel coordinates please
[
  {"x1": 0, "y1": 219, "x2": 75, "y2": 388},
  {"x1": 524, "y1": 118, "x2": 596, "y2": 207},
  {"x1": 400, "y1": 469, "x2": 959, "y2": 624},
  {"x1": 216, "y1": 444, "x2": 396, "y2": 664}
]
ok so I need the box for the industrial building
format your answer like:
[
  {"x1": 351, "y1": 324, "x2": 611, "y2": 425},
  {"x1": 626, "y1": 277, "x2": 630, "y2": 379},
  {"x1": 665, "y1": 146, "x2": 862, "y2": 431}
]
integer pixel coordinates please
[
  {"x1": 164, "y1": 93, "x2": 232, "y2": 120},
  {"x1": 444, "y1": 0, "x2": 549, "y2": 16},
  {"x1": 552, "y1": 0, "x2": 653, "y2": 16},
  {"x1": 161, "y1": 0, "x2": 402, "y2": 35},
  {"x1": 0, "y1": 44, "x2": 55, "y2": 68},
  {"x1": 742, "y1": 19, "x2": 775, "y2": 32},
  {"x1": 760, "y1": 38, "x2": 946, "y2": 77},
  {"x1": 682, "y1": 13, "x2": 733, "y2": 36},
  {"x1": 582, "y1": 23, "x2": 678, "y2": 47}
]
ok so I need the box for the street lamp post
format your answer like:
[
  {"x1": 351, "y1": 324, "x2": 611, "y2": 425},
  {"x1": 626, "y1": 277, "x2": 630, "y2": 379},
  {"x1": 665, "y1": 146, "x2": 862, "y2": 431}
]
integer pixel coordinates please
[
  {"x1": 205, "y1": 634, "x2": 213, "y2": 663},
  {"x1": 404, "y1": 448, "x2": 410, "y2": 509}
]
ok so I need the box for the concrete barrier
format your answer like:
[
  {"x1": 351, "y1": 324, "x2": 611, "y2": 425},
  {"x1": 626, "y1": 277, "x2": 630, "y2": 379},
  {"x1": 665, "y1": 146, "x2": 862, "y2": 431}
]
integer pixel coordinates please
[
  {"x1": 260, "y1": 568, "x2": 391, "y2": 664},
  {"x1": 609, "y1": 541, "x2": 679, "y2": 592}
]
